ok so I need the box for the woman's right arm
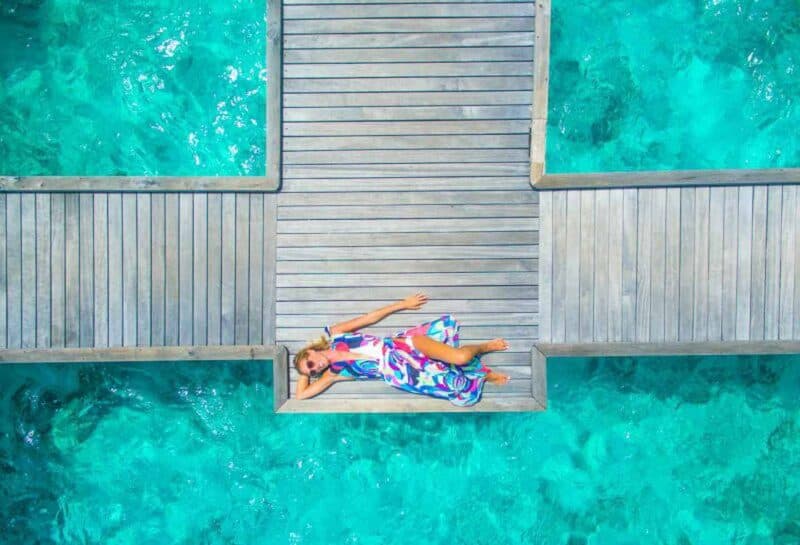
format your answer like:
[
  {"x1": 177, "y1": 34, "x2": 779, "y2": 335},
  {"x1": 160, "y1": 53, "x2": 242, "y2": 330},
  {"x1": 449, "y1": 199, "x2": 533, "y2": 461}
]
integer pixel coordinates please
[{"x1": 295, "y1": 371, "x2": 351, "y2": 400}]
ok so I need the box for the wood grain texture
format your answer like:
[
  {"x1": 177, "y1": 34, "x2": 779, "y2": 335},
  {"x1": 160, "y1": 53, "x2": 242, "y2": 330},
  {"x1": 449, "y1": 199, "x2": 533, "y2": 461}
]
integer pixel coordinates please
[{"x1": 537, "y1": 186, "x2": 800, "y2": 344}]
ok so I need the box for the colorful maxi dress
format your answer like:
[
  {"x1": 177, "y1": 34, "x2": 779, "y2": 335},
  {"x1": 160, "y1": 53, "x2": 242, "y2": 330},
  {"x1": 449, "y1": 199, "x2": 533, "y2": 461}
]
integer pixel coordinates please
[{"x1": 324, "y1": 314, "x2": 490, "y2": 407}]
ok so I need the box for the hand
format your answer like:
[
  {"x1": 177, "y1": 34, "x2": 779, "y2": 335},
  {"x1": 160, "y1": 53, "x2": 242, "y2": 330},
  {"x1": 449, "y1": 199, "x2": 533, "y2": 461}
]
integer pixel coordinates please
[{"x1": 401, "y1": 292, "x2": 428, "y2": 310}]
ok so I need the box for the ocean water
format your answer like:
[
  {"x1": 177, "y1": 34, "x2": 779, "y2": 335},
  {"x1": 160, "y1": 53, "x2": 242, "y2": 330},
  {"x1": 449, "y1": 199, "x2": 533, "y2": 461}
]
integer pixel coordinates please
[
  {"x1": 547, "y1": 0, "x2": 800, "y2": 173},
  {"x1": 2, "y1": 355, "x2": 799, "y2": 544},
  {"x1": 0, "y1": 0, "x2": 266, "y2": 176}
]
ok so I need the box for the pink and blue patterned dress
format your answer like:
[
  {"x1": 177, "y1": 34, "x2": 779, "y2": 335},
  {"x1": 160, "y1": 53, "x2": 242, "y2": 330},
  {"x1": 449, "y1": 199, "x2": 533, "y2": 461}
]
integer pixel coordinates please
[{"x1": 324, "y1": 314, "x2": 490, "y2": 407}]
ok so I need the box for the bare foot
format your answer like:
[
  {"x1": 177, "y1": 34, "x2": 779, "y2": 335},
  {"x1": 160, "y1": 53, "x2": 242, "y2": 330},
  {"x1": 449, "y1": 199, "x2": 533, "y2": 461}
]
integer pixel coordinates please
[
  {"x1": 482, "y1": 338, "x2": 509, "y2": 354},
  {"x1": 486, "y1": 371, "x2": 510, "y2": 386}
]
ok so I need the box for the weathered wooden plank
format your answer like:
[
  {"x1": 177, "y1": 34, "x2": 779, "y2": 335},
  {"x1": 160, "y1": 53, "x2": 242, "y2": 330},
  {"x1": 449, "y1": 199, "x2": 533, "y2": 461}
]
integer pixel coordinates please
[
  {"x1": 277, "y1": 285, "x2": 536, "y2": 301},
  {"x1": 287, "y1": 61, "x2": 532, "y2": 80},
  {"x1": 285, "y1": 47, "x2": 533, "y2": 64},
  {"x1": 538, "y1": 192, "x2": 551, "y2": 342},
  {"x1": 121, "y1": 195, "x2": 137, "y2": 347},
  {"x1": 0, "y1": 196, "x2": 5, "y2": 348},
  {"x1": 277, "y1": 258, "x2": 536, "y2": 274},
  {"x1": 164, "y1": 194, "x2": 180, "y2": 346},
  {"x1": 692, "y1": 187, "x2": 709, "y2": 341},
  {"x1": 635, "y1": 190, "x2": 651, "y2": 342},
  {"x1": 549, "y1": 191, "x2": 567, "y2": 343},
  {"x1": 284, "y1": 148, "x2": 529, "y2": 164},
  {"x1": 578, "y1": 191, "x2": 594, "y2": 342},
  {"x1": 0, "y1": 345, "x2": 281, "y2": 363},
  {"x1": 278, "y1": 244, "x2": 536, "y2": 260},
  {"x1": 664, "y1": 188, "x2": 681, "y2": 342},
  {"x1": 35, "y1": 196, "x2": 52, "y2": 347},
  {"x1": 284, "y1": 77, "x2": 532, "y2": 94},
  {"x1": 281, "y1": 176, "x2": 532, "y2": 192},
  {"x1": 648, "y1": 189, "x2": 666, "y2": 342},
  {"x1": 283, "y1": 133, "x2": 529, "y2": 151},
  {"x1": 537, "y1": 340, "x2": 800, "y2": 357},
  {"x1": 277, "y1": 230, "x2": 537, "y2": 247},
  {"x1": 707, "y1": 188, "x2": 725, "y2": 341},
  {"x1": 278, "y1": 204, "x2": 536, "y2": 221},
  {"x1": 235, "y1": 195, "x2": 251, "y2": 345},
  {"x1": 49, "y1": 196, "x2": 65, "y2": 347},
  {"x1": 264, "y1": 195, "x2": 278, "y2": 345},
  {"x1": 795, "y1": 187, "x2": 800, "y2": 339},
  {"x1": 278, "y1": 188, "x2": 539, "y2": 205},
  {"x1": 64, "y1": 195, "x2": 80, "y2": 348},
  {"x1": 607, "y1": 190, "x2": 623, "y2": 342},
  {"x1": 285, "y1": 29, "x2": 534, "y2": 48},
  {"x1": 220, "y1": 195, "x2": 236, "y2": 345},
  {"x1": 736, "y1": 186, "x2": 754, "y2": 340},
  {"x1": 6, "y1": 195, "x2": 22, "y2": 348},
  {"x1": 107, "y1": 194, "x2": 123, "y2": 347},
  {"x1": 779, "y1": 186, "x2": 796, "y2": 339},
  {"x1": 285, "y1": 106, "x2": 529, "y2": 124},
  {"x1": 284, "y1": 3, "x2": 534, "y2": 18},
  {"x1": 285, "y1": 0, "x2": 533, "y2": 5},
  {"x1": 277, "y1": 312, "x2": 538, "y2": 328},
  {"x1": 78, "y1": 195, "x2": 95, "y2": 347},
  {"x1": 284, "y1": 163, "x2": 530, "y2": 179},
  {"x1": 678, "y1": 188, "x2": 695, "y2": 341},
  {"x1": 150, "y1": 194, "x2": 166, "y2": 346},
  {"x1": 136, "y1": 194, "x2": 151, "y2": 346},
  {"x1": 178, "y1": 195, "x2": 194, "y2": 344},
  {"x1": 284, "y1": 17, "x2": 534, "y2": 34},
  {"x1": 621, "y1": 189, "x2": 638, "y2": 342},
  {"x1": 207, "y1": 194, "x2": 222, "y2": 345},
  {"x1": 20, "y1": 195, "x2": 36, "y2": 349},
  {"x1": 284, "y1": 120, "x2": 530, "y2": 137},
  {"x1": 277, "y1": 272, "x2": 535, "y2": 288},
  {"x1": 93, "y1": 194, "x2": 108, "y2": 348},
  {"x1": 563, "y1": 191, "x2": 581, "y2": 343},
  {"x1": 721, "y1": 187, "x2": 739, "y2": 341},
  {"x1": 749, "y1": 187, "x2": 768, "y2": 340},
  {"x1": 278, "y1": 299, "x2": 537, "y2": 314},
  {"x1": 280, "y1": 324, "x2": 536, "y2": 342},
  {"x1": 266, "y1": 0, "x2": 282, "y2": 186},
  {"x1": 763, "y1": 186, "x2": 782, "y2": 340},
  {"x1": 278, "y1": 217, "x2": 536, "y2": 235},
  {"x1": 588, "y1": 191, "x2": 608, "y2": 341},
  {"x1": 249, "y1": 194, "x2": 265, "y2": 345},
  {"x1": 193, "y1": 194, "x2": 208, "y2": 345}
]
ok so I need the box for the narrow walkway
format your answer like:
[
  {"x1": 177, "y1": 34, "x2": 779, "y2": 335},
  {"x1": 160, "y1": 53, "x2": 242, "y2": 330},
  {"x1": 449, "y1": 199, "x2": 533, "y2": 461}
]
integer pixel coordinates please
[{"x1": 275, "y1": 0, "x2": 540, "y2": 411}]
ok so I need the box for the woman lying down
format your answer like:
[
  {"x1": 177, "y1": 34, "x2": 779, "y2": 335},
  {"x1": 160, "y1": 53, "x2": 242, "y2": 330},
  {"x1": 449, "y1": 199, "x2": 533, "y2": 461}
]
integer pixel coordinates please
[{"x1": 293, "y1": 293, "x2": 511, "y2": 407}]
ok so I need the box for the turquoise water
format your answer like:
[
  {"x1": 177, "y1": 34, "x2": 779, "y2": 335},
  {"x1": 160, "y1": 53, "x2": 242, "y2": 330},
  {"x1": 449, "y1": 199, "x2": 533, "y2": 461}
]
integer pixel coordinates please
[
  {"x1": 2, "y1": 355, "x2": 799, "y2": 543},
  {"x1": 547, "y1": 0, "x2": 800, "y2": 173},
  {"x1": 0, "y1": 0, "x2": 266, "y2": 176}
]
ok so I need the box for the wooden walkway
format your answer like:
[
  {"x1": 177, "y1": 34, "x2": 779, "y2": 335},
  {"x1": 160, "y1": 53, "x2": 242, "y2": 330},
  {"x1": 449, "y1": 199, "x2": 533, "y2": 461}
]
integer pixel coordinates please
[
  {"x1": 2, "y1": 0, "x2": 799, "y2": 413},
  {"x1": 276, "y1": 0, "x2": 541, "y2": 411},
  {"x1": 539, "y1": 186, "x2": 800, "y2": 343}
]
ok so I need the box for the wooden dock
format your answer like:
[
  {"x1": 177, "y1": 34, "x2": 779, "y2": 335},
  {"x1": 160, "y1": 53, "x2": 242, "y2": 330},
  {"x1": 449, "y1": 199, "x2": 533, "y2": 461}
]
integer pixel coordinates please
[{"x1": 0, "y1": 0, "x2": 798, "y2": 413}]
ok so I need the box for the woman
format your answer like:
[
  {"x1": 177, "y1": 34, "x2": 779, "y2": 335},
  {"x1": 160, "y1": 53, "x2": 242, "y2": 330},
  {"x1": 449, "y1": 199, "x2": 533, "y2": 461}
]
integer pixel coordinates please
[{"x1": 294, "y1": 293, "x2": 511, "y2": 407}]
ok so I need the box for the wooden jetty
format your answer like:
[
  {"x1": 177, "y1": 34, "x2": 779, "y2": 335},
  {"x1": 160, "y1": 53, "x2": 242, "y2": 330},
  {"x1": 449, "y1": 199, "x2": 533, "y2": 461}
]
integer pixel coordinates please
[{"x1": 0, "y1": 0, "x2": 798, "y2": 412}]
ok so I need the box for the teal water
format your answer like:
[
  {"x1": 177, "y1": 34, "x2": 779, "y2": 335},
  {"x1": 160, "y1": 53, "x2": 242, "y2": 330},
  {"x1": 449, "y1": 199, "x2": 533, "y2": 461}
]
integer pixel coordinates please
[
  {"x1": 547, "y1": 0, "x2": 800, "y2": 173},
  {"x1": 0, "y1": 0, "x2": 266, "y2": 176},
  {"x1": 2, "y1": 355, "x2": 799, "y2": 543}
]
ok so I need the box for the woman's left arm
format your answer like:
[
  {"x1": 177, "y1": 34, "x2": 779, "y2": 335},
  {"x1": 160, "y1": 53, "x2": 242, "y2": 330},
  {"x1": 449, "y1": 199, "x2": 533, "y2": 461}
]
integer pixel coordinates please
[{"x1": 328, "y1": 293, "x2": 428, "y2": 336}]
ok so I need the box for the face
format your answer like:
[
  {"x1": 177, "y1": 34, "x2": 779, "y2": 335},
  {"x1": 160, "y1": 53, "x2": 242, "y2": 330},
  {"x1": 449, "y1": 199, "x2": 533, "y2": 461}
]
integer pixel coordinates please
[{"x1": 300, "y1": 350, "x2": 330, "y2": 376}]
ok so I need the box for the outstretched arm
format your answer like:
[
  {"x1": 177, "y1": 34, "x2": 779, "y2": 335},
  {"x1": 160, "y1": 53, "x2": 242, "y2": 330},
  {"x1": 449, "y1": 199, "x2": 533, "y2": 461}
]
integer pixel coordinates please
[
  {"x1": 295, "y1": 371, "x2": 351, "y2": 400},
  {"x1": 328, "y1": 293, "x2": 428, "y2": 336}
]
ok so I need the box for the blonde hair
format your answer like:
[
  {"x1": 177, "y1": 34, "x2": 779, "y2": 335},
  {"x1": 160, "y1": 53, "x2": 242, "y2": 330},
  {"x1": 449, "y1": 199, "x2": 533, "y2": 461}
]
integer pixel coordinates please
[{"x1": 293, "y1": 335, "x2": 331, "y2": 375}]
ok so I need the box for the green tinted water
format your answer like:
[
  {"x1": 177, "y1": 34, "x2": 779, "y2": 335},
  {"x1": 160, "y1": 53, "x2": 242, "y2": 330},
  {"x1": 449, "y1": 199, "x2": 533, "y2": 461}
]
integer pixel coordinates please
[
  {"x1": 547, "y1": 0, "x2": 800, "y2": 172},
  {"x1": 0, "y1": 0, "x2": 265, "y2": 176},
  {"x1": 2, "y1": 355, "x2": 799, "y2": 543}
]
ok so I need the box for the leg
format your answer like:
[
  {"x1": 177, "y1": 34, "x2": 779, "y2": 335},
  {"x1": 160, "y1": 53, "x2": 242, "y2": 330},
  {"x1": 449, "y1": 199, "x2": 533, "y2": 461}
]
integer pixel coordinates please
[{"x1": 408, "y1": 335, "x2": 508, "y2": 366}]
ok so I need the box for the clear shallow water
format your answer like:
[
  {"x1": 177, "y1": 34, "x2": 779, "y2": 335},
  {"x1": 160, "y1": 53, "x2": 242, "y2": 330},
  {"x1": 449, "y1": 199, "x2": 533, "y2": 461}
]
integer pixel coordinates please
[
  {"x1": 547, "y1": 0, "x2": 800, "y2": 173},
  {"x1": 0, "y1": 0, "x2": 266, "y2": 176},
  {"x1": 2, "y1": 355, "x2": 799, "y2": 544}
]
